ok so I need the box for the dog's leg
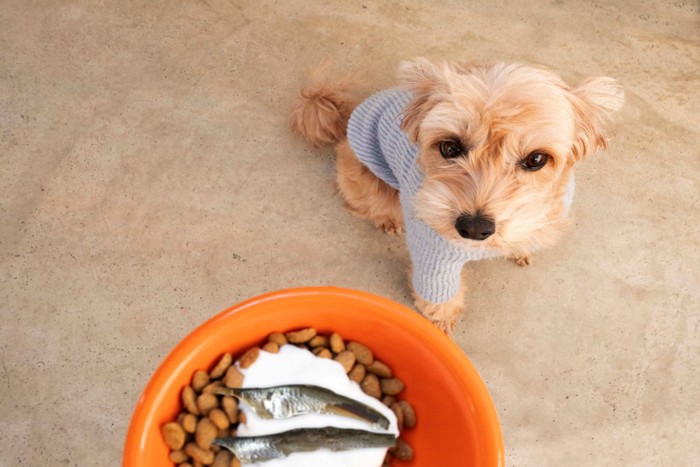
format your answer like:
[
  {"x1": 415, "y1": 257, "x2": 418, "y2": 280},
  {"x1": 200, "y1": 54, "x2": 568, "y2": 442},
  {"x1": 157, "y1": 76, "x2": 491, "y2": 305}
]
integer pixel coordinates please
[
  {"x1": 408, "y1": 264, "x2": 467, "y2": 333},
  {"x1": 335, "y1": 140, "x2": 404, "y2": 235}
]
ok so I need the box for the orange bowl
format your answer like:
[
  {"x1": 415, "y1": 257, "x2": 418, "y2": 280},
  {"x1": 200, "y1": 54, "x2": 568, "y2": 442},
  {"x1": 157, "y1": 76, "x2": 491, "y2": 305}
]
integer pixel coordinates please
[{"x1": 123, "y1": 287, "x2": 504, "y2": 466}]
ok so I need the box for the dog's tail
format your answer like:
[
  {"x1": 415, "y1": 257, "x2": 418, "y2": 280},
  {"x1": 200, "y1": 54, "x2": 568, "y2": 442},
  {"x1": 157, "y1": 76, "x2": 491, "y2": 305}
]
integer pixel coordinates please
[{"x1": 290, "y1": 62, "x2": 365, "y2": 147}]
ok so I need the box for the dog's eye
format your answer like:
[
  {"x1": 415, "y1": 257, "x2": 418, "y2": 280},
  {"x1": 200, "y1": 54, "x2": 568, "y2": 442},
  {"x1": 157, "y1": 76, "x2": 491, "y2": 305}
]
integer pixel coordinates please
[
  {"x1": 521, "y1": 152, "x2": 549, "y2": 171},
  {"x1": 439, "y1": 140, "x2": 465, "y2": 159}
]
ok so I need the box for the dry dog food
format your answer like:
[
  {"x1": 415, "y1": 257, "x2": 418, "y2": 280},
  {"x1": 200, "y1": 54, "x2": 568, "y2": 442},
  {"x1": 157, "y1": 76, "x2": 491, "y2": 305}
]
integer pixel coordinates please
[{"x1": 162, "y1": 328, "x2": 416, "y2": 466}]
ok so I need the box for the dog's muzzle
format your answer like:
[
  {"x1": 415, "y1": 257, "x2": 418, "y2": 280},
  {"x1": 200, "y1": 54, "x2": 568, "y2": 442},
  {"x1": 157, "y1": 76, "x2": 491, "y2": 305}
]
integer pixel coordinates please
[{"x1": 455, "y1": 214, "x2": 495, "y2": 240}]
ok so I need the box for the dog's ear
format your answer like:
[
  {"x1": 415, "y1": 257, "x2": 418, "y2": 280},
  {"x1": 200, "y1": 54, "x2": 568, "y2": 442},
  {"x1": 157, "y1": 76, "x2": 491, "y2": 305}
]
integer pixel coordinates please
[
  {"x1": 398, "y1": 58, "x2": 450, "y2": 143},
  {"x1": 569, "y1": 77, "x2": 624, "y2": 160}
]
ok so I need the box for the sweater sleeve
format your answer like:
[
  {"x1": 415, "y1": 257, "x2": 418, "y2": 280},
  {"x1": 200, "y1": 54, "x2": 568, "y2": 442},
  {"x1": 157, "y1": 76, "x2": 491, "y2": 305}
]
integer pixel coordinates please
[
  {"x1": 347, "y1": 90, "x2": 413, "y2": 190},
  {"x1": 402, "y1": 194, "x2": 466, "y2": 304}
]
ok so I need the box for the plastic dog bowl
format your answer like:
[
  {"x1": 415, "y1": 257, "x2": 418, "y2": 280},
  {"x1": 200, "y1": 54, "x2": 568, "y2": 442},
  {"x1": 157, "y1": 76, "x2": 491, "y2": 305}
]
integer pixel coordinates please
[{"x1": 123, "y1": 286, "x2": 504, "y2": 466}]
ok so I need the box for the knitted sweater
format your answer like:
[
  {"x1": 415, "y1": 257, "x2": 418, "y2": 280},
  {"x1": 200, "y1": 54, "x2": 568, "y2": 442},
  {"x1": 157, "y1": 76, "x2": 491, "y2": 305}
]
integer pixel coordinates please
[{"x1": 346, "y1": 88, "x2": 575, "y2": 304}]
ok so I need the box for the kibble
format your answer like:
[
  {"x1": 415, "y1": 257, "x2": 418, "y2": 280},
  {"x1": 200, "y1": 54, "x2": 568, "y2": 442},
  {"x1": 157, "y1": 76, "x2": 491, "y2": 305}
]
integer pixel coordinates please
[
  {"x1": 400, "y1": 400, "x2": 416, "y2": 428},
  {"x1": 196, "y1": 392, "x2": 219, "y2": 416},
  {"x1": 315, "y1": 348, "x2": 332, "y2": 359},
  {"x1": 334, "y1": 350, "x2": 356, "y2": 373},
  {"x1": 182, "y1": 386, "x2": 200, "y2": 415},
  {"x1": 360, "y1": 373, "x2": 382, "y2": 399},
  {"x1": 221, "y1": 396, "x2": 238, "y2": 424},
  {"x1": 212, "y1": 449, "x2": 232, "y2": 467},
  {"x1": 185, "y1": 442, "x2": 215, "y2": 465},
  {"x1": 380, "y1": 377, "x2": 405, "y2": 396},
  {"x1": 209, "y1": 408, "x2": 230, "y2": 430},
  {"x1": 238, "y1": 347, "x2": 260, "y2": 369},
  {"x1": 168, "y1": 449, "x2": 188, "y2": 464},
  {"x1": 201, "y1": 380, "x2": 223, "y2": 394},
  {"x1": 285, "y1": 327, "x2": 317, "y2": 344},
  {"x1": 192, "y1": 370, "x2": 210, "y2": 392},
  {"x1": 309, "y1": 335, "x2": 329, "y2": 348},
  {"x1": 195, "y1": 417, "x2": 218, "y2": 450},
  {"x1": 347, "y1": 341, "x2": 374, "y2": 365},
  {"x1": 181, "y1": 413, "x2": 197, "y2": 433},
  {"x1": 391, "y1": 402, "x2": 404, "y2": 431},
  {"x1": 381, "y1": 395, "x2": 396, "y2": 407},
  {"x1": 392, "y1": 438, "x2": 414, "y2": 461},
  {"x1": 268, "y1": 332, "x2": 287, "y2": 346},
  {"x1": 329, "y1": 332, "x2": 345, "y2": 353},
  {"x1": 367, "y1": 360, "x2": 392, "y2": 378},
  {"x1": 223, "y1": 366, "x2": 244, "y2": 389},
  {"x1": 209, "y1": 353, "x2": 232, "y2": 379},
  {"x1": 348, "y1": 364, "x2": 366, "y2": 384},
  {"x1": 162, "y1": 422, "x2": 186, "y2": 451}
]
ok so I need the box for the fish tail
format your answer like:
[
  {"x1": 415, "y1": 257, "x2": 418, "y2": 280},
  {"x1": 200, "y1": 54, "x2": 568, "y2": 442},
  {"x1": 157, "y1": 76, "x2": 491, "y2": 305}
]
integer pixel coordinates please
[
  {"x1": 327, "y1": 402, "x2": 390, "y2": 429},
  {"x1": 213, "y1": 387, "x2": 244, "y2": 399}
]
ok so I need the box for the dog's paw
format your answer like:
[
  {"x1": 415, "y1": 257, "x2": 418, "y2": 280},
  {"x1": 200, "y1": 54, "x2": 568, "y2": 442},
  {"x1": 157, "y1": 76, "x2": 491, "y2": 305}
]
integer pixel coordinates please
[
  {"x1": 509, "y1": 254, "x2": 532, "y2": 267},
  {"x1": 413, "y1": 293, "x2": 464, "y2": 335},
  {"x1": 431, "y1": 317, "x2": 457, "y2": 334},
  {"x1": 381, "y1": 220, "x2": 404, "y2": 236}
]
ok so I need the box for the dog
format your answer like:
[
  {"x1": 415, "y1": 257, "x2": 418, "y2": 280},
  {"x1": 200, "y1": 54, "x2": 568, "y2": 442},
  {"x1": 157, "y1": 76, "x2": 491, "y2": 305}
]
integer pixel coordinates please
[{"x1": 291, "y1": 58, "x2": 623, "y2": 332}]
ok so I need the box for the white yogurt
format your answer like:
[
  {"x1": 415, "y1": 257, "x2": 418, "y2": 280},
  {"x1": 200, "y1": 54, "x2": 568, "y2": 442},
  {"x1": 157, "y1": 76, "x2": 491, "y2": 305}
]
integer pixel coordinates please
[{"x1": 236, "y1": 345, "x2": 398, "y2": 467}]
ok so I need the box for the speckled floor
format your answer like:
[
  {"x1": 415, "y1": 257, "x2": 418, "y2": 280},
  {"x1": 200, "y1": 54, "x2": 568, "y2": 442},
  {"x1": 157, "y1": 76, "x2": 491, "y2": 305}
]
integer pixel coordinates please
[{"x1": 1, "y1": 1, "x2": 698, "y2": 465}]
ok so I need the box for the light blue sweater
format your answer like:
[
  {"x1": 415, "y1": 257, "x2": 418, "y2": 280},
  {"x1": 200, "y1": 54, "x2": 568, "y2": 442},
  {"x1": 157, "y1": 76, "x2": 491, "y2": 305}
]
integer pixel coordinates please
[{"x1": 346, "y1": 88, "x2": 574, "y2": 304}]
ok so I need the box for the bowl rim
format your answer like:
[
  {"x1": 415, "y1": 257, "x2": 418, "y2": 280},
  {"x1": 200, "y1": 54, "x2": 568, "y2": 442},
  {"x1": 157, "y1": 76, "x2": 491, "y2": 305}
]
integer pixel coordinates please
[{"x1": 122, "y1": 286, "x2": 505, "y2": 466}]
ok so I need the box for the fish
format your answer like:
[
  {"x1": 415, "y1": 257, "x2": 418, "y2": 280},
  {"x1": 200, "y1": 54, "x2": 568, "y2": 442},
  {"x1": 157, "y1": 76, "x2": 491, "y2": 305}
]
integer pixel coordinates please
[
  {"x1": 214, "y1": 384, "x2": 391, "y2": 429},
  {"x1": 213, "y1": 426, "x2": 397, "y2": 463}
]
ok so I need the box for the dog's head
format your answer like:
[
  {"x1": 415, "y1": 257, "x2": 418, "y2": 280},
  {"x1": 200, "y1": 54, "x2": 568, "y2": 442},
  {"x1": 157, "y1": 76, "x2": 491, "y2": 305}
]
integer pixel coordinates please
[{"x1": 399, "y1": 58, "x2": 624, "y2": 256}]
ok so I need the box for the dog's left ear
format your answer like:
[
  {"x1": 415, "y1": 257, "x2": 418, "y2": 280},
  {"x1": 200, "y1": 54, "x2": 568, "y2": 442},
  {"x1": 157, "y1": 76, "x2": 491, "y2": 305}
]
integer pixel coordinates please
[
  {"x1": 569, "y1": 77, "x2": 624, "y2": 160},
  {"x1": 398, "y1": 58, "x2": 451, "y2": 143}
]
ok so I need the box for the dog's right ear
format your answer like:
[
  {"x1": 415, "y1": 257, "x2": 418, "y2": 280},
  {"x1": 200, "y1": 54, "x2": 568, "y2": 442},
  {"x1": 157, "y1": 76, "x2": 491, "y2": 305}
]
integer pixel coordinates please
[{"x1": 398, "y1": 58, "x2": 449, "y2": 143}]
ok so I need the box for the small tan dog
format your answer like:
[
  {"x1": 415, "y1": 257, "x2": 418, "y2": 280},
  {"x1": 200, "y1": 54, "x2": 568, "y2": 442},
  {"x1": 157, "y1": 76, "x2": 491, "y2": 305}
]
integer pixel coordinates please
[{"x1": 291, "y1": 58, "x2": 623, "y2": 332}]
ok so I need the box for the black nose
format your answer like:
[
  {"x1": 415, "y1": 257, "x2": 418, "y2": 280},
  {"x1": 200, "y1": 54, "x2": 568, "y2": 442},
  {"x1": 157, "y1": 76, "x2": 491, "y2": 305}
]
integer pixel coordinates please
[{"x1": 455, "y1": 214, "x2": 495, "y2": 240}]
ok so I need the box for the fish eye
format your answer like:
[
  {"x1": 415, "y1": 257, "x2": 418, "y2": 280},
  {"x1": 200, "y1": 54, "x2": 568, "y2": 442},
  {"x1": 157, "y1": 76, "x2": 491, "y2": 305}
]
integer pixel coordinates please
[
  {"x1": 521, "y1": 152, "x2": 549, "y2": 171},
  {"x1": 439, "y1": 140, "x2": 466, "y2": 159}
]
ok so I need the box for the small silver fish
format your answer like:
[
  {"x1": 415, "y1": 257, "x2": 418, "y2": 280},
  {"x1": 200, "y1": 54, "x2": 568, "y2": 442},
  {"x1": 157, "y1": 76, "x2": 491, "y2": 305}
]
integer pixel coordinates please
[
  {"x1": 213, "y1": 426, "x2": 397, "y2": 463},
  {"x1": 214, "y1": 384, "x2": 390, "y2": 429}
]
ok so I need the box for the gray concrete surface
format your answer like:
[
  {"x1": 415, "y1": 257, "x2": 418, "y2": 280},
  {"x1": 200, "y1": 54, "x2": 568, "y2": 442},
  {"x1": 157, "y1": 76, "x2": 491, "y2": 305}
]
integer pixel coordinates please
[{"x1": 1, "y1": 1, "x2": 698, "y2": 465}]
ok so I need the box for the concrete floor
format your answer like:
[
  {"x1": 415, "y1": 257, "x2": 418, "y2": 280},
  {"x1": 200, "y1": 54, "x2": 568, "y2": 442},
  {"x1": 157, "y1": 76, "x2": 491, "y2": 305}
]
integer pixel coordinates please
[{"x1": 1, "y1": 1, "x2": 698, "y2": 465}]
